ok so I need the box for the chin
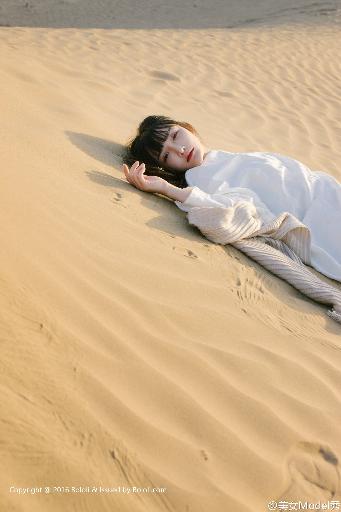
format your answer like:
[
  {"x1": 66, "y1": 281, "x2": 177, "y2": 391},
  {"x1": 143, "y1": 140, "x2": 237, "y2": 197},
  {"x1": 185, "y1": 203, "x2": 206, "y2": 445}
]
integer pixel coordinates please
[{"x1": 191, "y1": 156, "x2": 202, "y2": 168}]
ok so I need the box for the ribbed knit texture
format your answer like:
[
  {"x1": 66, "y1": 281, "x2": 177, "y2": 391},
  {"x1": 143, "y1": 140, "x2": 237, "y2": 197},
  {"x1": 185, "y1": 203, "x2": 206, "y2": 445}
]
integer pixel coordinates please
[{"x1": 187, "y1": 203, "x2": 341, "y2": 325}]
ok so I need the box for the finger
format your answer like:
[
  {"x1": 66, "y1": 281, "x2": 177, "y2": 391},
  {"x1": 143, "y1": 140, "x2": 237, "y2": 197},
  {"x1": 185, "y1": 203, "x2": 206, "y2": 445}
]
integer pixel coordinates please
[
  {"x1": 136, "y1": 164, "x2": 146, "y2": 185},
  {"x1": 132, "y1": 163, "x2": 145, "y2": 183},
  {"x1": 133, "y1": 168, "x2": 143, "y2": 188},
  {"x1": 131, "y1": 161, "x2": 140, "y2": 171},
  {"x1": 125, "y1": 162, "x2": 142, "y2": 185},
  {"x1": 123, "y1": 164, "x2": 133, "y2": 184},
  {"x1": 138, "y1": 163, "x2": 145, "y2": 175},
  {"x1": 132, "y1": 162, "x2": 144, "y2": 175},
  {"x1": 128, "y1": 162, "x2": 139, "y2": 180}
]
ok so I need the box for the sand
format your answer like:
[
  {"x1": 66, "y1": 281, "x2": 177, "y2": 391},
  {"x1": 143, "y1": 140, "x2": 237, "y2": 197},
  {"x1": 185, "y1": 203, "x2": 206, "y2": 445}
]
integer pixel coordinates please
[{"x1": 1, "y1": 2, "x2": 341, "y2": 511}]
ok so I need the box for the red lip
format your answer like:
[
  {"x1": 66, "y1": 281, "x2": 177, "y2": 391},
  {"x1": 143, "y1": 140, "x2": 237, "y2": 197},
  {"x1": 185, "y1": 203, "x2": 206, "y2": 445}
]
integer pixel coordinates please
[{"x1": 187, "y1": 148, "x2": 194, "y2": 162}]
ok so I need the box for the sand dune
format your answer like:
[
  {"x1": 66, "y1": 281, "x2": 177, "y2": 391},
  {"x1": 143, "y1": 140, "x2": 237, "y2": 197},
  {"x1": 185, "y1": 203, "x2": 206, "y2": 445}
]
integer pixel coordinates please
[
  {"x1": 1, "y1": 3, "x2": 341, "y2": 511},
  {"x1": 1, "y1": 0, "x2": 341, "y2": 28}
]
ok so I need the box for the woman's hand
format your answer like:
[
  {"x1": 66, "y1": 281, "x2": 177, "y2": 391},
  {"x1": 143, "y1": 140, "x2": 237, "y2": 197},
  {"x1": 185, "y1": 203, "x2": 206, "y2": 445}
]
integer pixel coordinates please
[{"x1": 122, "y1": 161, "x2": 168, "y2": 195}]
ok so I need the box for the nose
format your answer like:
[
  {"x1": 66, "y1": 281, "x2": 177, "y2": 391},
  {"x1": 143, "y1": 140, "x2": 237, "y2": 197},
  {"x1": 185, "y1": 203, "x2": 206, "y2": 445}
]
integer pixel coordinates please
[{"x1": 175, "y1": 145, "x2": 186, "y2": 156}]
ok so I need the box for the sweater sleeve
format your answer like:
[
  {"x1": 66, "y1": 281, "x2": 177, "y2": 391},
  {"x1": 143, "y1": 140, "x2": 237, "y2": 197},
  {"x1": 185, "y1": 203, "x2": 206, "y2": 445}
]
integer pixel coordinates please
[
  {"x1": 175, "y1": 186, "x2": 236, "y2": 213},
  {"x1": 175, "y1": 185, "x2": 275, "y2": 225}
]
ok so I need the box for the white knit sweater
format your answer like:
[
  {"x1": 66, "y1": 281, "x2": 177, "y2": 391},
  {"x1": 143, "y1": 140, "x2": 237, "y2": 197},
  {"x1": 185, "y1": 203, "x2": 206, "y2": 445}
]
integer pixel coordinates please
[{"x1": 184, "y1": 199, "x2": 341, "y2": 325}]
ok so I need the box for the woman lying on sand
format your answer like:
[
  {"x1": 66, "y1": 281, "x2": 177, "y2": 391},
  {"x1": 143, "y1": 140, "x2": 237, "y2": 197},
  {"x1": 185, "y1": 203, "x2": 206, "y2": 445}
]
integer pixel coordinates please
[{"x1": 122, "y1": 115, "x2": 341, "y2": 283}]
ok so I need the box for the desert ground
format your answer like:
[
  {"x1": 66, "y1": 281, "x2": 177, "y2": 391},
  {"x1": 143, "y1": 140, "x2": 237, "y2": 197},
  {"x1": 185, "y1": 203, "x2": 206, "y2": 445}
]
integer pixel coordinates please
[{"x1": 1, "y1": 1, "x2": 341, "y2": 511}]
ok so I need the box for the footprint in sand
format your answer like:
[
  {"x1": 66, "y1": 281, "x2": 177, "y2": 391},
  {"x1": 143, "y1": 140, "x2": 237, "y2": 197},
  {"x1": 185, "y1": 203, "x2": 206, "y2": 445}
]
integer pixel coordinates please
[
  {"x1": 215, "y1": 90, "x2": 234, "y2": 98},
  {"x1": 112, "y1": 192, "x2": 127, "y2": 208},
  {"x1": 200, "y1": 449, "x2": 209, "y2": 461},
  {"x1": 172, "y1": 246, "x2": 198, "y2": 259},
  {"x1": 186, "y1": 249, "x2": 198, "y2": 259},
  {"x1": 277, "y1": 442, "x2": 340, "y2": 502},
  {"x1": 234, "y1": 275, "x2": 265, "y2": 304},
  {"x1": 148, "y1": 70, "x2": 181, "y2": 82},
  {"x1": 113, "y1": 192, "x2": 122, "y2": 202}
]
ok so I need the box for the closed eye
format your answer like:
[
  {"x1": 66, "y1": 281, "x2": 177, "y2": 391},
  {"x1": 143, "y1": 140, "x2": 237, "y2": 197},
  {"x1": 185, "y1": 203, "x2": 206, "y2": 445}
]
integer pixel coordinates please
[{"x1": 162, "y1": 129, "x2": 178, "y2": 163}]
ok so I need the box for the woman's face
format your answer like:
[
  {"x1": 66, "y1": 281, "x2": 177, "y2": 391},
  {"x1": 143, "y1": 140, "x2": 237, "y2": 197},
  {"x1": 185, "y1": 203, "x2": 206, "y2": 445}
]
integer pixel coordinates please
[{"x1": 158, "y1": 125, "x2": 206, "y2": 172}]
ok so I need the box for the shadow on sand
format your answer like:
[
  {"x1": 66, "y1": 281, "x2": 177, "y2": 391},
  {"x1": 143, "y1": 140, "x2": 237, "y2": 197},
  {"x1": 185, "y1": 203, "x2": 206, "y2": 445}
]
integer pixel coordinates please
[{"x1": 0, "y1": 0, "x2": 340, "y2": 29}]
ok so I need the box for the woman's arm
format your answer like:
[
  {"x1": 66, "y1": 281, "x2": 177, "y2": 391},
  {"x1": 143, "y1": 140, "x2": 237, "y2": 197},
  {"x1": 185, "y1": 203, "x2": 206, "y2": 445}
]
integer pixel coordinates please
[
  {"x1": 123, "y1": 161, "x2": 192, "y2": 202},
  {"x1": 161, "y1": 182, "x2": 193, "y2": 202}
]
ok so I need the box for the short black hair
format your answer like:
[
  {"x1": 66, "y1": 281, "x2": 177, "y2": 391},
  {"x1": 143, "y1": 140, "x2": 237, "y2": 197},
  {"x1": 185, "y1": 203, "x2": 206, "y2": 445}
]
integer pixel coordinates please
[{"x1": 122, "y1": 115, "x2": 199, "y2": 189}]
